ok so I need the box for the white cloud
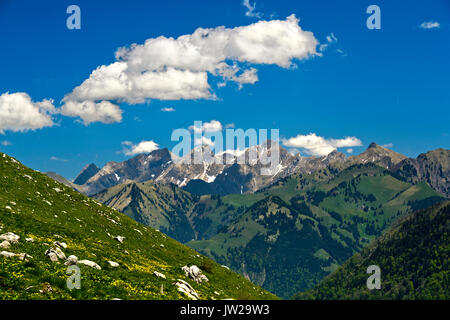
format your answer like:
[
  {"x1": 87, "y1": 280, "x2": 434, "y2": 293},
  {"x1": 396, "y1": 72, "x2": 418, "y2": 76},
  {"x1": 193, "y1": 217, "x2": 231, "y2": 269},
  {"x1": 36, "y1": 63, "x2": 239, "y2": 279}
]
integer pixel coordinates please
[
  {"x1": 0, "y1": 140, "x2": 11, "y2": 146},
  {"x1": 346, "y1": 148, "x2": 353, "y2": 154},
  {"x1": 194, "y1": 136, "x2": 215, "y2": 146},
  {"x1": 288, "y1": 148, "x2": 300, "y2": 155},
  {"x1": 64, "y1": 63, "x2": 210, "y2": 105},
  {"x1": 319, "y1": 33, "x2": 339, "y2": 53},
  {"x1": 336, "y1": 49, "x2": 348, "y2": 57},
  {"x1": 50, "y1": 156, "x2": 68, "y2": 162},
  {"x1": 189, "y1": 120, "x2": 223, "y2": 133},
  {"x1": 60, "y1": 100, "x2": 122, "y2": 125},
  {"x1": 62, "y1": 15, "x2": 318, "y2": 124},
  {"x1": 420, "y1": 21, "x2": 440, "y2": 29},
  {"x1": 382, "y1": 143, "x2": 394, "y2": 148},
  {"x1": 122, "y1": 140, "x2": 159, "y2": 156},
  {"x1": 161, "y1": 107, "x2": 175, "y2": 112},
  {"x1": 282, "y1": 133, "x2": 362, "y2": 156},
  {"x1": 0, "y1": 92, "x2": 56, "y2": 133},
  {"x1": 326, "y1": 33, "x2": 337, "y2": 43},
  {"x1": 242, "y1": 0, "x2": 263, "y2": 18}
]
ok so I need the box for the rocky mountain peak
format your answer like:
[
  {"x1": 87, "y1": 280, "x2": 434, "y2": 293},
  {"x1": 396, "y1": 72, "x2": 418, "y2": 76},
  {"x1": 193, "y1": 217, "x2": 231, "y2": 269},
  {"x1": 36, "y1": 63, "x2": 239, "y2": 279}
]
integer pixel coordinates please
[{"x1": 73, "y1": 163, "x2": 100, "y2": 185}]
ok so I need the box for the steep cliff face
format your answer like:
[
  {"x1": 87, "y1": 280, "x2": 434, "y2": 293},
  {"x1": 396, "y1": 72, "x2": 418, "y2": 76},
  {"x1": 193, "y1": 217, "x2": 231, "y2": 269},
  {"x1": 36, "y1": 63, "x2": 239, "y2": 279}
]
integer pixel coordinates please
[
  {"x1": 393, "y1": 149, "x2": 450, "y2": 197},
  {"x1": 73, "y1": 163, "x2": 100, "y2": 185}
]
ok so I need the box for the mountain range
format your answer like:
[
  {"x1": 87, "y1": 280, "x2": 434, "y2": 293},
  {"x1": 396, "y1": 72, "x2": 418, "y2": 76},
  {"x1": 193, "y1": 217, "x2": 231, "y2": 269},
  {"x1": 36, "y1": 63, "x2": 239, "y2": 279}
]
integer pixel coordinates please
[
  {"x1": 68, "y1": 142, "x2": 449, "y2": 298},
  {"x1": 63, "y1": 142, "x2": 449, "y2": 200}
]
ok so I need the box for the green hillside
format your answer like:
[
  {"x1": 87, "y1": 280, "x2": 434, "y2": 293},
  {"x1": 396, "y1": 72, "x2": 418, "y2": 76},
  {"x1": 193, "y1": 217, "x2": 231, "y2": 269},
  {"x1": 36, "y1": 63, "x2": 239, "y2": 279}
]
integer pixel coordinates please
[
  {"x1": 294, "y1": 201, "x2": 449, "y2": 300},
  {"x1": 0, "y1": 152, "x2": 277, "y2": 300},
  {"x1": 94, "y1": 181, "x2": 198, "y2": 243}
]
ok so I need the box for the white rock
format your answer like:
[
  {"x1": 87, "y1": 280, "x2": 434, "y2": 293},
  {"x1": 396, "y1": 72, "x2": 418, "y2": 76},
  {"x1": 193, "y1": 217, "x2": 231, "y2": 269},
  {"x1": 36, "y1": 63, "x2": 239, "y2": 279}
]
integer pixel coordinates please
[
  {"x1": 153, "y1": 271, "x2": 166, "y2": 279},
  {"x1": 175, "y1": 279, "x2": 199, "y2": 300},
  {"x1": 182, "y1": 265, "x2": 209, "y2": 283},
  {"x1": 53, "y1": 241, "x2": 67, "y2": 249},
  {"x1": 45, "y1": 247, "x2": 66, "y2": 261},
  {"x1": 0, "y1": 240, "x2": 10, "y2": 249},
  {"x1": 0, "y1": 251, "x2": 16, "y2": 258},
  {"x1": 114, "y1": 236, "x2": 125, "y2": 243},
  {"x1": 17, "y1": 253, "x2": 32, "y2": 261},
  {"x1": 0, "y1": 232, "x2": 20, "y2": 244},
  {"x1": 47, "y1": 252, "x2": 59, "y2": 262},
  {"x1": 79, "y1": 260, "x2": 101, "y2": 270},
  {"x1": 65, "y1": 255, "x2": 78, "y2": 266},
  {"x1": 107, "y1": 261, "x2": 119, "y2": 267}
]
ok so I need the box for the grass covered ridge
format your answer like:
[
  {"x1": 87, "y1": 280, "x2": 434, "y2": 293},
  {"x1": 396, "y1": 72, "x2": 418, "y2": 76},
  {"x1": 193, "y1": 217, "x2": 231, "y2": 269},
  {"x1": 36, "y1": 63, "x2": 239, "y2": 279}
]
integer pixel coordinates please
[{"x1": 0, "y1": 152, "x2": 277, "y2": 300}]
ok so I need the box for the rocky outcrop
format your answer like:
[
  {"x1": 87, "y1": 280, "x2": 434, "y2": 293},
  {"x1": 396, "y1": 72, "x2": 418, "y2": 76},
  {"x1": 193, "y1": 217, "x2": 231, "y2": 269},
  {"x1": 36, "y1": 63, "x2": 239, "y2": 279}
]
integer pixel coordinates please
[
  {"x1": 45, "y1": 247, "x2": 66, "y2": 262},
  {"x1": 346, "y1": 143, "x2": 406, "y2": 170},
  {"x1": 114, "y1": 236, "x2": 125, "y2": 243},
  {"x1": 73, "y1": 163, "x2": 100, "y2": 185},
  {"x1": 182, "y1": 265, "x2": 209, "y2": 283},
  {"x1": 0, "y1": 240, "x2": 10, "y2": 249},
  {"x1": 393, "y1": 149, "x2": 450, "y2": 197},
  {"x1": 153, "y1": 271, "x2": 166, "y2": 279},
  {"x1": 54, "y1": 241, "x2": 67, "y2": 249},
  {"x1": 0, "y1": 251, "x2": 32, "y2": 260},
  {"x1": 175, "y1": 279, "x2": 199, "y2": 300},
  {"x1": 107, "y1": 261, "x2": 119, "y2": 267},
  {"x1": 0, "y1": 251, "x2": 16, "y2": 258},
  {"x1": 78, "y1": 259, "x2": 101, "y2": 270},
  {"x1": 65, "y1": 255, "x2": 78, "y2": 266},
  {"x1": 0, "y1": 232, "x2": 20, "y2": 244}
]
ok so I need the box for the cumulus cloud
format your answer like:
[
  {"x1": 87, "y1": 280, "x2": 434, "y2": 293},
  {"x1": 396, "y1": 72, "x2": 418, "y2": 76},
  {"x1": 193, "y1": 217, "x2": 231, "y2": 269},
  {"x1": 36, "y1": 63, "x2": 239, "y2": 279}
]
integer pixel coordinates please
[
  {"x1": 122, "y1": 140, "x2": 159, "y2": 156},
  {"x1": 194, "y1": 136, "x2": 215, "y2": 146},
  {"x1": 60, "y1": 100, "x2": 122, "y2": 125},
  {"x1": 242, "y1": 0, "x2": 263, "y2": 18},
  {"x1": 420, "y1": 21, "x2": 440, "y2": 29},
  {"x1": 189, "y1": 120, "x2": 223, "y2": 133},
  {"x1": 0, "y1": 92, "x2": 56, "y2": 133},
  {"x1": 282, "y1": 133, "x2": 362, "y2": 156},
  {"x1": 62, "y1": 15, "x2": 318, "y2": 124},
  {"x1": 161, "y1": 107, "x2": 175, "y2": 112}
]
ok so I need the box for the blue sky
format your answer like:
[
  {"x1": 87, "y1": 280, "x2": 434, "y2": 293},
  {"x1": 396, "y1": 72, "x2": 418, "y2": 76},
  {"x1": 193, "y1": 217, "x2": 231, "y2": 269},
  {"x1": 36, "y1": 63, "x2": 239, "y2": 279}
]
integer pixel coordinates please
[{"x1": 0, "y1": 0, "x2": 449, "y2": 179}]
